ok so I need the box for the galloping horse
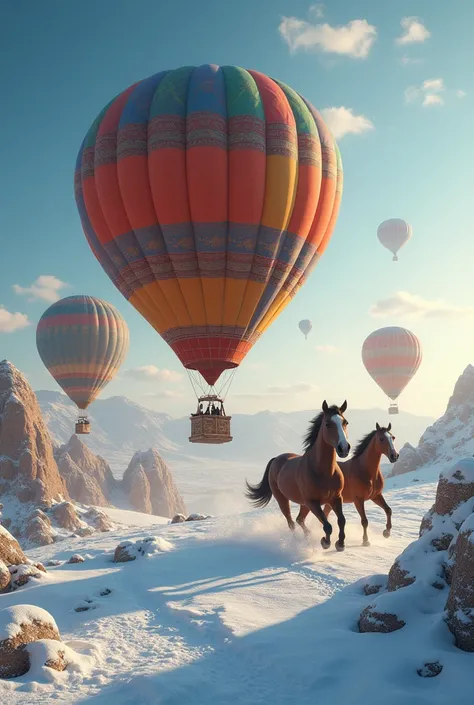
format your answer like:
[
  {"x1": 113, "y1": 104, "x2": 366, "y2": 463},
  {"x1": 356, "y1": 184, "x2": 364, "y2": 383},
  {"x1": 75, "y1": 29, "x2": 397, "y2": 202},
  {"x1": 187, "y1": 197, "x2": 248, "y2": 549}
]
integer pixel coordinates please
[
  {"x1": 305, "y1": 422, "x2": 397, "y2": 546},
  {"x1": 245, "y1": 401, "x2": 351, "y2": 551}
]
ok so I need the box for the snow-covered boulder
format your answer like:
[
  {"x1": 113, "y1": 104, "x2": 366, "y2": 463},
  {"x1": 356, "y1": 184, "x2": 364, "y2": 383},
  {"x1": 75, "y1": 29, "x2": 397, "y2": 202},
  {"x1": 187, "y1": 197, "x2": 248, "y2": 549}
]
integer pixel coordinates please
[
  {"x1": 114, "y1": 536, "x2": 173, "y2": 563},
  {"x1": 171, "y1": 513, "x2": 186, "y2": 524},
  {"x1": 0, "y1": 605, "x2": 61, "y2": 679},
  {"x1": 0, "y1": 524, "x2": 27, "y2": 565}
]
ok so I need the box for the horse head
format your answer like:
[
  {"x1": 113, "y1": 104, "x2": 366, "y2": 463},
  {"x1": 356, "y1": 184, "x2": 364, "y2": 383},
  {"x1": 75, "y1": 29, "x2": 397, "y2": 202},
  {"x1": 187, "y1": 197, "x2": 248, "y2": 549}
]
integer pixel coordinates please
[
  {"x1": 375, "y1": 422, "x2": 399, "y2": 463},
  {"x1": 322, "y1": 400, "x2": 351, "y2": 458}
]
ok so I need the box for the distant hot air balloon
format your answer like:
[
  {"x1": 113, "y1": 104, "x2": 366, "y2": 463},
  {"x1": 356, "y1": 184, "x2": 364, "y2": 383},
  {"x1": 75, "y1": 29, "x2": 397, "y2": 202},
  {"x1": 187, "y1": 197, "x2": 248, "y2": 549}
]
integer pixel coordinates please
[
  {"x1": 299, "y1": 319, "x2": 312, "y2": 339},
  {"x1": 74, "y1": 64, "x2": 343, "y2": 443},
  {"x1": 377, "y1": 219, "x2": 412, "y2": 262},
  {"x1": 36, "y1": 296, "x2": 129, "y2": 434},
  {"x1": 361, "y1": 326, "x2": 422, "y2": 415}
]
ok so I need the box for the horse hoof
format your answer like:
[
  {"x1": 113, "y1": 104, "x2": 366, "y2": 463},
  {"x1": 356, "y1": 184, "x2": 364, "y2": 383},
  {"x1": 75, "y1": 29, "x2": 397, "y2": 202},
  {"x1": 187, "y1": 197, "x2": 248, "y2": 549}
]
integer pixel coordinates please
[
  {"x1": 383, "y1": 530, "x2": 391, "y2": 538},
  {"x1": 321, "y1": 537, "x2": 331, "y2": 549},
  {"x1": 335, "y1": 541, "x2": 345, "y2": 552},
  {"x1": 362, "y1": 540, "x2": 370, "y2": 547}
]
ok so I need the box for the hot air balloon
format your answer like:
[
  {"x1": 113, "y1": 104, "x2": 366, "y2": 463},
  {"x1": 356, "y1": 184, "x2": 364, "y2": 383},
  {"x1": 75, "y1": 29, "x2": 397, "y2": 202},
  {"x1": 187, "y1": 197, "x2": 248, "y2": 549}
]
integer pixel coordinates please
[
  {"x1": 361, "y1": 326, "x2": 422, "y2": 415},
  {"x1": 74, "y1": 64, "x2": 343, "y2": 443},
  {"x1": 299, "y1": 319, "x2": 312, "y2": 339},
  {"x1": 36, "y1": 296, "x2": 129, "y2": 434},
  {"x1": 377, "y1": 219, "x2": 412, "y2": 262}
]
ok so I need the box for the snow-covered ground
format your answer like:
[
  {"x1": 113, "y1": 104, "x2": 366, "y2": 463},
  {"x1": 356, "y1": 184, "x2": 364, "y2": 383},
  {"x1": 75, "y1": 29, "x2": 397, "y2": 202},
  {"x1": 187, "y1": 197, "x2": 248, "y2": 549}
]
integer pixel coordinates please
[{"x1": 1, "y1": 467, "x2": 471, "y2": 704}]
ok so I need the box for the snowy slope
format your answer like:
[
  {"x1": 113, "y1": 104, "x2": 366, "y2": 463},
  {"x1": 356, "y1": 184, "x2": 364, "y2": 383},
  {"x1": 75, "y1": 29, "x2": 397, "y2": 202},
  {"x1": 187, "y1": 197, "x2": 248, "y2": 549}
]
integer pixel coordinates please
[
  {"x1": 1, "y1": 467, "x2": 470, "y2": 705},
  {"x1": 37, "y1": 390, "x2": 433, "y2": 514}
]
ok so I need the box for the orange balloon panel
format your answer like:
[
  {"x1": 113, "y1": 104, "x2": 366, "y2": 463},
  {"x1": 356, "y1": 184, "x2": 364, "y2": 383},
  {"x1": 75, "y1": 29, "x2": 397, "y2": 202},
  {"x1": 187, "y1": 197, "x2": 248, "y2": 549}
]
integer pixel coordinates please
[{"x1": 75, "y1": 65, "x2": 343, "y2": 385}]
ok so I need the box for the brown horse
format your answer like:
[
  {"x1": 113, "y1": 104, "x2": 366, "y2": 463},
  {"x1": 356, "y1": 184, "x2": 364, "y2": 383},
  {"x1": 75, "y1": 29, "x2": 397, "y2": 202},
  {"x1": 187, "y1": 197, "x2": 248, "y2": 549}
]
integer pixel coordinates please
[
  {"x1": 245, "y1": 401, "x2": 351, "y2": 551},
  {"x1": 296, "y1": 422, "x2": 397, "y2": 546}
]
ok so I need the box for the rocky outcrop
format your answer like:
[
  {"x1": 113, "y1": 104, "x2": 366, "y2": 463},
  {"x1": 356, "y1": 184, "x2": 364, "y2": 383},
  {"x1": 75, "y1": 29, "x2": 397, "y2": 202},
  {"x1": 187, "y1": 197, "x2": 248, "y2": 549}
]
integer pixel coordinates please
[
  {"x1": 0, "y1": 361, "x2": 67, "y2": 505},
  {"x1": 445, "y1": 513, "x2": 474, "y2": 651},
  {"x1": 0, "y1": 605, "x2": 61, "y2": 678},
  {"x1": 50, "y1": 501, "x2": 85, "y2": 532},
  {"x1": 360, "y1": 458, "x2": 474, "y2": 650},
  {"x1": 388, "y1": 365, "x2": 474, "y2": 478},
  {"x1": 0, "y1": 525, "x2": 27, "y2": 565},
  {"x1": 122, "y1": 450, "x2": 186, "y2": 518},
  {"x1": 123, "y1": 464, "x2": 152, "y2": 514},
  {"x1": 55, "y1": 435, "x2": 116, "y2": 507}
]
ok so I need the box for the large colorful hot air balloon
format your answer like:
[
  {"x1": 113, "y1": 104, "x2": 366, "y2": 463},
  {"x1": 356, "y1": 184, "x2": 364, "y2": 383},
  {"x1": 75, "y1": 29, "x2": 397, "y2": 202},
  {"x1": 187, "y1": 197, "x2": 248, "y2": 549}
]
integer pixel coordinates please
[
  {"x1": 377, "y1": 219, "x2": 412, "y2": 262},
  {"x1": 74, "y1": 64, "x2": 343, "y2": 441},
  {"x1": 36, "y1": 296, "x2": 129, "y2": 434},
  {"x1": 299, "y1": 319, "x2": 312, "y2": 339},
  {"x1": 361, "y1": 326, "x2": 422, "y2": 415}
]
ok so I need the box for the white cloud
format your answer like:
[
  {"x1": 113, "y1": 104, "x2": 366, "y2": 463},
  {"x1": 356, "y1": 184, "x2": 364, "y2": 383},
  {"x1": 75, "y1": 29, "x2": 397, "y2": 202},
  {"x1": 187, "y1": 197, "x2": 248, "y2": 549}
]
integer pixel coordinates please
[
  {"x1": 320, "y1": 106, "x2": 374, "y2": 139},
  {"x1": 142, "y1": 390, "x2": 184, "y2": 399},
  {"x1": 0, "y1": 305, "x2": 30, "y2": 333},
  {"x1": 396, "y1": 16, "x2": 430, "y2": 45},
  {"x1": 309, "y1": 3, "x2": 325, "y2": 19},
  {"x1": 399, "y1": 56, "x2": 424, "y2": 66},
  {"x1": 279, "y1": 16, "x2": 376, "y2": 58},
  {"x1": 370, "y1": 291, "x2": 474, "y2": 320},
  {"x1": 456, "y1": 89, "x2": 467, "y2": 98},
  {"x1": 405, "y1": 78, "x2": 445, "y2": 107},
  {"x1": 236, "y1": 383, "x2": 316, "y2": 400},
  {"x1": 315, "y1": 344, "x2": 339, "y2": 354},
  {"x1": 13, "y1": 275, "x2": 68, "y2": 303},
  {"x1": 423, "y1": 94, "x2": 444, "y2": 106},
  {"x1": 124, "y1": 365, "x2": 183, "y2": 383}
]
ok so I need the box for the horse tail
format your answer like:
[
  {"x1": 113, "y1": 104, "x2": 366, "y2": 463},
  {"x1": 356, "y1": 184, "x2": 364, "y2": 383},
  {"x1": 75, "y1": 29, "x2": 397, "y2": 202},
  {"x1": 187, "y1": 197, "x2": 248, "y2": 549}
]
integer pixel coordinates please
[{"x1": 245, "y1": 458, "x2": 274, "y2": 508}]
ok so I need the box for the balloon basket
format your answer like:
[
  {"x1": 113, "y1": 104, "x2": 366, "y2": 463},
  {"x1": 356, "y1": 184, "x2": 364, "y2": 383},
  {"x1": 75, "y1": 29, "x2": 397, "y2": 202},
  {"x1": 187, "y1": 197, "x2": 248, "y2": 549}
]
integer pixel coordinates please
[
  {"x1": 392, "y1": 254, "x2": 398, "y2": 262},
  {"x1": 75, "y1": 416, "x2": 91, "y2": 434},
  {"x1": 189, "y1": 395, "x2": 232, "y2": 444},
  {"x1": 388, "y1": 404, "x2": 399, "y2": 415}
]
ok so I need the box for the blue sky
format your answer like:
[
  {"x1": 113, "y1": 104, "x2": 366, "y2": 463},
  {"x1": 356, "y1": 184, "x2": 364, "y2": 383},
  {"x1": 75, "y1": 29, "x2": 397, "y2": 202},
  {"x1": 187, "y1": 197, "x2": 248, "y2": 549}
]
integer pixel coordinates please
[{"x1": 1, "y1": 0, "x2": 473, "y2": 419}]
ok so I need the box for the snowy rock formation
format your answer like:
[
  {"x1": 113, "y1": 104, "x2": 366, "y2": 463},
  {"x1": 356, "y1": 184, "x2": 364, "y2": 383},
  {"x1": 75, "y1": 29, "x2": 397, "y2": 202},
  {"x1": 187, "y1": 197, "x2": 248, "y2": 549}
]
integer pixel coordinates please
[
  {"x1": 122, "y1": 449, "x2": 186, "y2": 518},
  {"x1": 359, "y1": 457, "x2": 474, "y2": 652},
  {"x1": 55, "y1": 435, "x2": 117, "y2": 506},
  {"x1": 0, "y1": 360, "x2": 67, "y2": 505},
  {"x1": 389, "y1": 364, "x2": 474, "y2": 478}
]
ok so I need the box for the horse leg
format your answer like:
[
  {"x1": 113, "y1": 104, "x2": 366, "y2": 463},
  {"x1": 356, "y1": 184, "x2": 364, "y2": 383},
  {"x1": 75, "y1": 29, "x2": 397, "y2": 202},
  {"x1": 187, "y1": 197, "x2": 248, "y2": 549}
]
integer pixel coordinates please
[
  {"x1": 323, "y1": 504, "x2": 332, "y2": 517},
  {"x1": 273, "y1": 488, "x2": 296, "y2": 532},
  {"x1": 296, "y1": 505, "x2": 311, "y2": 537},
  {"x1": 354, "y1": 497, "x2": 370, "y2": 546},
  {"x1": 371, "y1": 494, "x2": 392, "y2": 538},
  {"x1": 329, "y1": 496, "x2": 346, "y2": 552},
  {"x1": 306, "y1": 500, "x2": 332, "y2": 549}
]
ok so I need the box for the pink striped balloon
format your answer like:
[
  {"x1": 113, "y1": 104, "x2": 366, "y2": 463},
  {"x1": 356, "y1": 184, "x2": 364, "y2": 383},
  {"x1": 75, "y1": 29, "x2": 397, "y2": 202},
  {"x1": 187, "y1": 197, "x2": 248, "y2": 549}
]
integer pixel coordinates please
[{"x1": 362, "y1": 326, "x2": 422, "y2": 403}]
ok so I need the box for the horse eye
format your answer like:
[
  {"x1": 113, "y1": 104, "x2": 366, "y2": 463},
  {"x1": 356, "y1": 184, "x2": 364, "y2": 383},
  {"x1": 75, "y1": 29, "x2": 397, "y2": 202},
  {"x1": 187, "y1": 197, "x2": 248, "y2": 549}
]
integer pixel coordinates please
[
  {"x1": 344, "y1": 420, "x2": 348, "y2": 426},
  {"x1": 392, "y1": 436, "x2": 396, "y2": 440},
  {"x1": 325, "y1": 422, "x2": 331, "y2": 428}
]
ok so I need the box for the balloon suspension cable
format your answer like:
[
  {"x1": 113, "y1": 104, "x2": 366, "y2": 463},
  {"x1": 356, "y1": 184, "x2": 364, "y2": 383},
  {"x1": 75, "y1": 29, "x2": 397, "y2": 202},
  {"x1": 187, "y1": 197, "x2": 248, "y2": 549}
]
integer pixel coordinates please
[{"x1": 186, "y1": 367, "x2": 237, "y2": 405}]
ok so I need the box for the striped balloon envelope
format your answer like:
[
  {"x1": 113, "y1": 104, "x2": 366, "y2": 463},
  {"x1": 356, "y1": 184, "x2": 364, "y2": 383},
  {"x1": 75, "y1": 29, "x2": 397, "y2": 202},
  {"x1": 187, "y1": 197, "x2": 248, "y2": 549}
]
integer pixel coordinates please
[
  {"x1": 36, "y1": 296, "x2": 129, "y2": 411},
  {"x1": 74, "y1": 64, "x2": 343, "y2": 391},
  {"x1": 361, "y1": 326, "x2": 422, "y2": 413}
]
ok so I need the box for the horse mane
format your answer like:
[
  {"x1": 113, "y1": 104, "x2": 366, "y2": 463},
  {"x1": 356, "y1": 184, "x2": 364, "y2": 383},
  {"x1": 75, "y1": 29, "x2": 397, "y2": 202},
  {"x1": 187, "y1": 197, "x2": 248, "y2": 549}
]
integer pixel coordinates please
[
  {"x1": 303, "y1": 406, "x2": 340, "y2": 451},
  {"x1": 353, "y1": 425, "x2": 390, "y2": 458}
]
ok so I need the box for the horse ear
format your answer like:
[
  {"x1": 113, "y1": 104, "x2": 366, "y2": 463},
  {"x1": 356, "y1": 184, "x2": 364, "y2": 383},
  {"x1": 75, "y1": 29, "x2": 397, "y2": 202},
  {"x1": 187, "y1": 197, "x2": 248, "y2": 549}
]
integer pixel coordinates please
[
  {"x1": 376, "y1": 422, "x2": 380, "y2": 431},
  {"x1": 340, "y1": 400, "x2": 347, "y2": 414},
  {"x1": 388, "y1": 422, "x2": 392, "y2": 431},
  {"x1": 322, "y1": 400, "x2": 329, "y2": 413}
]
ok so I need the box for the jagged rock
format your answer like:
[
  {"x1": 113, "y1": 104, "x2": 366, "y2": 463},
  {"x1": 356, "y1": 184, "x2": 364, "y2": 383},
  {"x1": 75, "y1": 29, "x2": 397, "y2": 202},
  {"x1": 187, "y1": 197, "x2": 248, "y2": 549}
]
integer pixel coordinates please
[
  {"x1": 25, "y1": 511, "x2": 54, "y2": 546},
  {"x1": 55, "y1": 435, "x2": 116, "y2": 506},
  {"x1": 122, "y1": 450, "x2": 186, "y2": 518},
  {"x1": 0, "y1": 525, "x2": 27, "y2": 565},
  {"x1": 434, "y1": 459, "x2": 474, "y2": 516},
  {"x1": 445, "y1": 513, "x2": 474, "y2": 651},
  {"x1": 0, "y1": 361, "x2": 67, "y2": 506},
  {"x1": 359, "y1": 605, "x2": 405, "y2": 633},
  {"x1": 171, "y1": 514, "x2": 186, "y2": 524},
  {"x1": 0, "y1": 560, "x2": 11, "y2": 592},
  {"x1": 123, "y1": 464, "x2": 152, "y2": 514},
  {"x1": 389, "y1": 366, "x2": 474, "y2": 479},
  {"x1": 417, "y1": 661, "x2": 443, "y2": 678},
  {"x1": 84, "y1": 507, "x2": 114, "y2": 532},
  {"x1": 67, "y1": 554, "x2": 85, "y2": 564},
  {"x1": 50, "y1": 501, "x2": 84, "y2": 532},
  {"x1": 0, "y1": 605, "x2": 61, "y2": 678}
]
